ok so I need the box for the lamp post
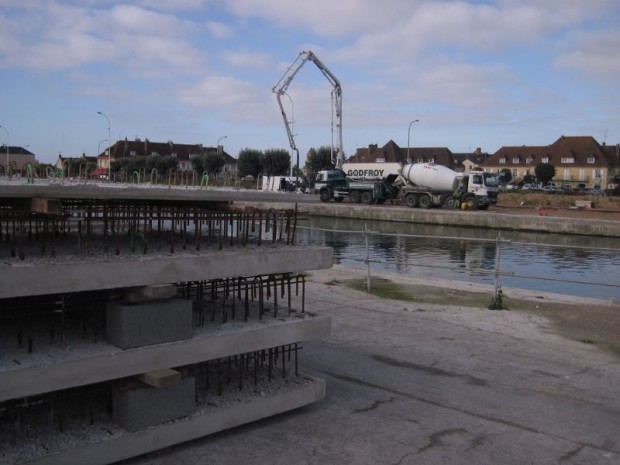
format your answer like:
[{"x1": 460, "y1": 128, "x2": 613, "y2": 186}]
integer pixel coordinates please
[
  {"x1": 97, "y1": 112, "x2": 111, "y2": 181},
  {"x1": 407, "y1": 119, "x2": 419, "y2": 164},
  {"x1": 0, "y1": 125, "x2": 8, "y2": 178},
  {"x1": 217, "y1": 135, "x2": 227, "y2": 155}
]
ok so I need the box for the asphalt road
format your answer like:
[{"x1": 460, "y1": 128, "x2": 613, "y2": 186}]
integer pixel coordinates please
[{"x1": 122, "y1": 269, "x2": 620, "y2": 465}]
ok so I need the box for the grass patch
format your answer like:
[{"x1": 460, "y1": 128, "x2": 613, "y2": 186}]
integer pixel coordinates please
[{"x1": 335, "y1": 277, "x2": 620, "y2": 356}]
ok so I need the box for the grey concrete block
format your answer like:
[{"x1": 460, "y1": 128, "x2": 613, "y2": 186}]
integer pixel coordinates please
[
  {"x1": 112, "y1": 377, "x2": 196, "y2": 432},
  {"x1": 106, "y1": 298, "x2": 192, "y2": 349}
]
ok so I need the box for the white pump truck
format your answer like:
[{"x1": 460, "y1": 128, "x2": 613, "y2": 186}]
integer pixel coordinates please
[
  {"x1": 273, "y1": 50, "x2": 394, "y2": 203},
  {"x1": 272, "y1": 50, "x2": 344, "y2": 188}
]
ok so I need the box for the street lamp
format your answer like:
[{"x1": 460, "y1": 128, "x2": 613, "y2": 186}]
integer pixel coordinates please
[
  {"x1": 97, "y1": 112, "x2": 111, "y2": 181},
  {"x1": 0, "y1": 125, "x2": 8, "y2": 178},
  {"x1": 217, "y1": 136, "x2": 227, "y2": 156},
  {"x1": 97, "y1": 139, "x2": 108, "y2": 155},
  {"x1": 407, "y1": 119, "x2": 419, "y2": 164}
]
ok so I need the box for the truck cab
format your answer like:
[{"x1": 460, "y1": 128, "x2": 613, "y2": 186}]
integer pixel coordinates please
[
  {"x1": 460, "y1": 171, "x2": 500, "y2": 209},
  {"x1": 315, "y1": 170, "x2": 349, "y2": 201}
]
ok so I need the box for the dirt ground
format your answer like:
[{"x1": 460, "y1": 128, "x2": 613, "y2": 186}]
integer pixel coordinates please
[{"x1": 492, "y1": 191, "x2": 620, "y2": 221}]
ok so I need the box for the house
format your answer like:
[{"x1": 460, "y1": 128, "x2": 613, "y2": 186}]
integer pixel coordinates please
[
  {"x1": 0, "y1": 145, "x2": 36, "y2": 172},
  {"x1": 348, "y1": 140, "x2": 454, "y2": 167},
  {"x1": 482, "y1": 136, "x2": 620, "y2": 189},
  {"x1": 96, "y1": 138, "x2": 237, "y2": 178}
]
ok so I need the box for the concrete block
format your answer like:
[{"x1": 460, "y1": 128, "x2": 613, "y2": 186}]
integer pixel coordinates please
[
  {"x1": 112, "y1": 377, "x2": 195, "y2": 432},
  {"x1": 106, "y1": 298, "x2": 192, "y2": 349}
]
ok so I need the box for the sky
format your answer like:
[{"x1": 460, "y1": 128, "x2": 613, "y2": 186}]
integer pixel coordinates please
[{"x1": 1, "y1": 0, "x2": 619, "y2": 167}]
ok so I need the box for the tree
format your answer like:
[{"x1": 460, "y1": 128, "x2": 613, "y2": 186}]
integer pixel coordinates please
[
  {"x1": 262, "y1": 149, "x2": 291, "y2": 176},
  {"x1": 535, "y1": 162, "x2": 556, "y2": 185},
  {"x1": 499, "y1": 168, "x2": 512, "y2": 184},
  {"x1": 304, "y1": 146, "x2": 334, "y2": 174},
  {"x1": 197, "y1": 152, "x2": 225, "y2": 176},
  {"x1": 237, "y1": 149, "x2": 263, "y2": 178}
]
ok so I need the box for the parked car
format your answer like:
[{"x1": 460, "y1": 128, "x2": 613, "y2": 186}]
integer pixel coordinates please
[
  {"x1": 522, "y1": 183, "x2": 539, "y2": 190},
  {"x1": 542, "y1": 185, "x2": 563, "y2": 194},
  {"x1": 584, "y1": 187, "x2": 604, "y2": 196}
]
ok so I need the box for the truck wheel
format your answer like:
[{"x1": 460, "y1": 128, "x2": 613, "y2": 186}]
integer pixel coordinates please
[
  {"x1": 444, "y1": 195, "x2": 455, "y2": 209},
  {"x1": 319, "y1": 188, "x2": 332, "y2": 202},
  {"x1": 349, "y1": 191, "x2": 361, "y2": 203},
  {"x1": 405, "y1": 194, "x2": 418, "y2": 208},
  {"x1": 361, "y1": 191, "x2": 373, "y2": 204},
  {"x1": 418, "y1": 194, "x2": 432, "y2": 209}
]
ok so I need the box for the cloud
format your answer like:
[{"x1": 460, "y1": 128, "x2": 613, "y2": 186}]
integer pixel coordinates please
[
  {"x1": 556, "y1": 29, "x2": 620, "y2": 79},
  {"x1": 0, "y1": 2, "x2": 206, "y2": 74},
  {"x1": 221, "y1": 50, "x2": 274, "y2": 69},
  {"x1": 225, "y1": 0, "x2": 413, "y2": 36},
  {"x1": 206, "y1": 20, "x2": 235, "y2": 39},
  {"x1": 176, "y1": 75, "x2": 270, "y2": 121}
]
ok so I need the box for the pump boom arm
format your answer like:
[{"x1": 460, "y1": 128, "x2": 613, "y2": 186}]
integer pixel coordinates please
[{"x1": 272, "y1": 50, "x2": 344, "y2": 170}]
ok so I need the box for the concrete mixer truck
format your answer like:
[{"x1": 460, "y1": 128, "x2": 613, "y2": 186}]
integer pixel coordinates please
[
  {"x1": 315, "y1": 163, "x2": 499, "y2": 209},
  {"x1": 394, "y1": 163, "x2": 499, "y2": 210}
]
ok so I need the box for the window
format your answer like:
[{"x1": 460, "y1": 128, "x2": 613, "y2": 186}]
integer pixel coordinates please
[
  {"x1": 130, "y1": 150, "x2": 136, "y2": 157},
  {"x1": 499, "y1": 157, "x2": 506, "y2": 164},
  {"x1": 526, "y1": 157, "x2": 533, "y2": 164},
  {"x1": 561, "y1": 157, "x2": 574, "y2": 163},
  {"x1": 542, "y1": 156, "x2": 549, "y2": 163},
  {"x1": 587, "y1": 156, "x2": 595, "y2": 164},
  {"x1": 563, "y1": 168, "x2": 571, "y2": 180},
  {"x1": 594, "y1": 169, "x2": 601, "y2": 178},
  {"x1": 428, "y1": 158, "x2": 434, "y2": 163},
  {"x1": 171, "y1": 152, "x2": 177, "y2": 158},
  {"x1": 376, "y1": 158, "x2": 385, "y2": 163},
  {"x1": 579, "y1": 169, "x2": 585, "y2": 181},
  {"x1": 512, "y1": 157, "x2": 520, "y2": 164}
]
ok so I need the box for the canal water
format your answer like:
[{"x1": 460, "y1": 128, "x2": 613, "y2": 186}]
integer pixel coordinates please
[{"x1": 296, "y1": 217, "x2": 620, "y2": 300}]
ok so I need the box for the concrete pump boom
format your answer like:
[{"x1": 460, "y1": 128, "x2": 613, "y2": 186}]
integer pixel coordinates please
[{"x1": 272, "y1": 50, "x2": 344, "y2": 170}]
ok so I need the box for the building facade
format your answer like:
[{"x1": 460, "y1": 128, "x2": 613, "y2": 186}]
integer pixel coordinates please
[
  {"x1": 482, "y1": 136, "x2": 620, "y2": 189},
  {"x1": 96, "y1": 138, "x2": 237, "y2": 179}
]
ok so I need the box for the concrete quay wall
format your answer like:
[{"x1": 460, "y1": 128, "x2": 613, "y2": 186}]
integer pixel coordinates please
[{"x1": 243, "y1": 202, "x2": 620, "y2": 238}]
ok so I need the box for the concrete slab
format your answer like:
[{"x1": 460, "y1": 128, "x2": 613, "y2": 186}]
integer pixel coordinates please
[
  {"x1": 1, "y1": 246, "x2": 333, "y2": 299},
  {"x1": 0, "y1": 314, "x2": 331, "y2": 402},
  {"x1": 19, "y1": 377, "x2": 325, "y2": 465}
]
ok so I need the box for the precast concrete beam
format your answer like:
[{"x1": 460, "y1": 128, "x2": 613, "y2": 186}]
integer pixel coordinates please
[
  {"x1": 1, "y1": 246, "x2": 333, "y2": 299},
  {"x1": 0, "y1": 314, "x2": 331, "y2": 402},
  {"x1": 18, "y1": 377, "x2": 326, "y2": 465}
]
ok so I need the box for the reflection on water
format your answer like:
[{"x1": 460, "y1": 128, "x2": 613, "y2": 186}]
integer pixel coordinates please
[{"x1": 296, "y1": 217, "x2": 620, "y2": 300}]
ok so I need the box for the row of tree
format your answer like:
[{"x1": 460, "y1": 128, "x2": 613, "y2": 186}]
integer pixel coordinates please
[
  {"x1": 237, "y1": 146, "x2": 335, "y2": 184},
  {"x1": 500, "y1": 163, "x2": 556, "y2": 185}
]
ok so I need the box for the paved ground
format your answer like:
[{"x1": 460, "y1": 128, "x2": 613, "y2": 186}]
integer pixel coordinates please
[{"x1": 121, "y1": 266, "x2": 620, "y2": 465}]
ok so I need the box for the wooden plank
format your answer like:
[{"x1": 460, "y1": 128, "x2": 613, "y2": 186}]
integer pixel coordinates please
[
  {"x1": 135, "y1": 369, "x2": 181, "y2": 388},
  {"x1": 124, "y1": 284, "x2": 177, "y2": 303},
  {"x1": 30, "y1": 198, "x2": 62, "y2": 214}
]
